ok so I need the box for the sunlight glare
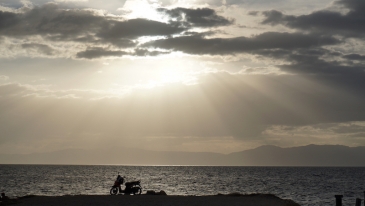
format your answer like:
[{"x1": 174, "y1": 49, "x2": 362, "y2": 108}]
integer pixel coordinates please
[{"x1": 122, "y1": 0, "x2": 166, "y2": 22}]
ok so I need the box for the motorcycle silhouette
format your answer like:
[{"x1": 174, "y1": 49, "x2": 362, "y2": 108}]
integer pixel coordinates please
[{"x1": 110, "y1": 176, "x2": 142, "y2": 195}]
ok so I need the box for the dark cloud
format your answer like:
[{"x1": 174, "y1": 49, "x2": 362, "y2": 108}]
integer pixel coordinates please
[
  {"x1": 261, "y1": 0, "x2": 365, "y2": 38},
  {"x1": 280, "y1": 55, "x2": 365, "y2": 76},
  {"x1": 76, "y1": 47, "x2": 169, "y2": 59},
  {"x1": 0, "y1": 3, "x2": 184, "y2": 49},
  {"x1": 157, "y1": 7, "x2": 233, "y2": 28},
  {"x1": 253, "y1": 47, "x2": 365, "y2": 91},
  {"x1": 145, "y1": 32, "x2": 339, "y2": 55},
  {"x1": 256, "y1": 50, "x2": 365, "y2": 102},
  {"x1": 0, "y1": 4, "x2": 107, "y2": 38},
  {"x1": 336, "y1": 0, "x2": 365, "y2": 14},
  {"x1": 76, "y1": 47, "x2": 128, "y2": 59},
  {"x1": 343, "y1": 54, "x2": 365, "y2": 61},
  {"x1": 97, "y1": 18, "x2": 184, "y2": 40},
  {"x1": 133, "y1": 49, "x2": 169, "y2": 57},
  {"x1": 0, "y1": 11, "x2": 20, "y2": 32},
  {"x1": 144, "y1": 22, "x2": 365, "y2": 82},
  {"x1": 0, "y1": 0, "x2": 128, "y2": 13}
]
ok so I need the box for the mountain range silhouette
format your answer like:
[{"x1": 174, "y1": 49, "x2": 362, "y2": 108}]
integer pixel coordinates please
[{"x1": 1, "y1": 144, "x2": 364, "y2": 166}]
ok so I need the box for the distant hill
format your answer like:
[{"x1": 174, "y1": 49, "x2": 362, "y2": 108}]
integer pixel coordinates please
[
  {"x1": 226, "y1": 144, "x2": 365, "y2": 166},
  {"x1": 1, "y1": 144, "x2": 364, "y2": 166}
]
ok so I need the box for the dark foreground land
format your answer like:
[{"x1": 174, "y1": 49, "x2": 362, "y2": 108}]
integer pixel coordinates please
[{"x1": 1, "y1": 194, "x2": 300, "y2": 206}]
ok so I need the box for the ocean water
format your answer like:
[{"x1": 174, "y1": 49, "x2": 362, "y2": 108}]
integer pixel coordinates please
[{"x1": 0, "y1": 165, "x2": 364, "y2": 206}]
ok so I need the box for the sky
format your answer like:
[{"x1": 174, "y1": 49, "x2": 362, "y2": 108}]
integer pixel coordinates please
[{"x1": 0, "y1": 0, "x2": 365, "y2": 155}]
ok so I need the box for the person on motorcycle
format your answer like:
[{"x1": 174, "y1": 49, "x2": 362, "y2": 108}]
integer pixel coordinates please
[{"x1": 116, "y1": 175, "x2": 124, "y2": 193}]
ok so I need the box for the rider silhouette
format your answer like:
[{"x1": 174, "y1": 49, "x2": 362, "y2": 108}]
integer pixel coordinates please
[{"x1": 116, "y1": 174, "x2": 124, "y2": 193}]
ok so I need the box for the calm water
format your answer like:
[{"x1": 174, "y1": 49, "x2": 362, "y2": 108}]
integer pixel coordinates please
[{"x1": 0, "y1": 165, "x2": 364, "y2": 206}]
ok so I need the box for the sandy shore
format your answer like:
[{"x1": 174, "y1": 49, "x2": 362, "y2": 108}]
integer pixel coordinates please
[{"x1": 2, "y1": 194, "x2": 300, "y2": 206}]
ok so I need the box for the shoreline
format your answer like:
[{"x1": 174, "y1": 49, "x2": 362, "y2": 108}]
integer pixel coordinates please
[{"x1": 1, "y1": 194, "x2": 300, "y2": 206}]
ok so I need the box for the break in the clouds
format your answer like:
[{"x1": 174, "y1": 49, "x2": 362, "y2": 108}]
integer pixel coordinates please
[
  {"x1": 1, "y1": 0, "x2": 365, "y2": 155},
  {"x1": 157, "y1": 7, "x2": 234, "y2": 28}
]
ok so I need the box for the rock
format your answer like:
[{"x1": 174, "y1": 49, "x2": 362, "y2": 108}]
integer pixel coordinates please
[
  {"x1": 158, "y1": 190, "x2": 167, "y2": 196},
  {"x1": 158, "y1": 190, "x2": 167, "y2": 195},
  {"x1": 145, "y1": 190, "x2": 167, "y2": 195},
  {"x1": 146, "y1": 190, "x2": 156, "y2": 195}
]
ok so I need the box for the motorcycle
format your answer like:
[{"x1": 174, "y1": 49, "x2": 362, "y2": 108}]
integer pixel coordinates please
[{"x1": 110, "y1": 176, "x2": 142, "y2": 195}]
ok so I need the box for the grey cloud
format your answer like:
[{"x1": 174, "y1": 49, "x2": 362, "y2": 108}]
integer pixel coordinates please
[
  {"x1": 155, "y1": 0, "x2": 289, "y2": 7},
  {"x1": 262, "y1": 0, "x2": 365, "y2": 38},
  {"x1": 248, "y1": 11, "x2": 259, "y2": 16},
  {"x1": 145, "y1": 32, "x2": 339, "y2": 55},
  {"x1": 145, "y1": 28, "x2": 364, "y2": 82},
  {"x1": 97, "y1": 18, "x2": 185, "y2": 40},
  {"x1": 76, "y1": 48, "x2": 128, "y2": 59},
  {"x1": 0, "y1": 0, "x2": 55, "y2": 9},
  {"x1": 144, "y1": 31, "x2": 361, "y2": 80},
  {"x1": 76, "y1": 48, "x2": 169, "y2": 59},
  {"x1": 336, "y1": 0, "x2": 365, "y2": 13},
  {"x1": 0, "y1": 11, "x2": 20, "y2": 32},
  {"x1": 332, "y1": 123, "x2": 365, "y2": 134},
  {"x1": 0, "y1": 0, "x2": 127, "y2": 13},
  {"x1": 0, "y1": 0, "x2": 24, "y2": 9},
  {"x1": 273, "y1": 122, "x2": 365, "y2": 135},
  {"x1": 22, "y1": 43, "x2": 54, "y2": 55},
  {"x1": 252, "y1": 47, "x2": 365, "y2": 91},
  {"x1": 0, "y1": 3, "x2": 185, "y2": 49},
  {"x1": 157, "y1": 7, "x2": 233, "y2": 28},
  {"x1": 268, "y1": 51, "x2": 365, "y2": 102},
  {"x1": 133, "y1": 49, "x2": 169, "y2": 57},
  {"x1": 281, "y1": 61, "x2": 365, "y2": 92},
  {"x1": 348, "y1": 132, "x2": 365, "y2": 138},
  {"x1": 0, "y1": 4, "x2": 108, "y2": 39},
  {"x1": 255, "y1": 48, "x2": 365, "y2": 76},
  {"x1": 343, "y1": 54, "x2": 365, "y2": 61}
]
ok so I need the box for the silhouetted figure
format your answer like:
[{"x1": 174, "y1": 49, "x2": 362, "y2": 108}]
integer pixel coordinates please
[{"x1": 116, "y1": 175, "x2": 124, "y2": 193}]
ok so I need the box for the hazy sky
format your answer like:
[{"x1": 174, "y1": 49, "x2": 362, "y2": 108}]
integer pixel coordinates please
[{"x1": 1, "y1": 0, "x2": 365, "y2": 155}]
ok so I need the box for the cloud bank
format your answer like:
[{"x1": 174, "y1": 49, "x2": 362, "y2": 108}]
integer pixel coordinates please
[{"x1": 1, "y1": 0, "x2": 365, "y2": 154}]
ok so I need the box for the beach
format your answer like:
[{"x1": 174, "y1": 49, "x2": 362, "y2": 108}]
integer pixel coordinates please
[{"x1": 3, "y1": 194, "x2": 300, "y2": 206}]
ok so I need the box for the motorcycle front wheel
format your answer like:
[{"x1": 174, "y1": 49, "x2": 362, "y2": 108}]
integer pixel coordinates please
[
  {"x1": 110, "y1": 187, "x2": 119, "y2": 195},
  {"x1": 133, "y1": 187, "x2": 142, "y2": 195}
]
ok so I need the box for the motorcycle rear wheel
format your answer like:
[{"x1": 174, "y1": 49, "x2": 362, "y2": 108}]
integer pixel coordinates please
[{"x1": 110, "y1": 187, "x2": 119, "y2": 195}]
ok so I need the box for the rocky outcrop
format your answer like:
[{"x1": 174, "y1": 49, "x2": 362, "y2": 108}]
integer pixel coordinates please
[{"x1": 146, "y1": 190, "x2": 167, "y2": 195}]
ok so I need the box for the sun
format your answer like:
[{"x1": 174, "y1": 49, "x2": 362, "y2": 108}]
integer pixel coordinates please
[
  {"x1": 122, "y1": 0, "x2": 166, "y2": 22},
  {"x1": 140, "y1": 67, "x2": 193, "y2": 89}
]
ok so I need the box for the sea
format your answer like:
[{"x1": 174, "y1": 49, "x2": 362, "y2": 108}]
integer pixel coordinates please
[{"x1": 0, "y1": 165, "x2": 364, "y2": 206}]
